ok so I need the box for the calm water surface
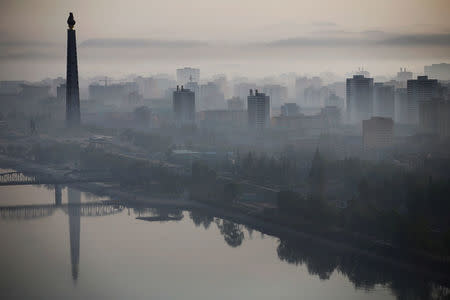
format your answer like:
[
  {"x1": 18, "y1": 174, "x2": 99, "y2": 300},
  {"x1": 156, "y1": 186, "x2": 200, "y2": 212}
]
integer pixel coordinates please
[{"x1": 0, "y1": 169, "x2": 446, "y2": 299}]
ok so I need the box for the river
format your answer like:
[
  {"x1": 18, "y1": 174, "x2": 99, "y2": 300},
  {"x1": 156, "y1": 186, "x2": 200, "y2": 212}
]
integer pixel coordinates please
[{"x1": 0, "y1": 169, "x2": 447, "y2": 299}]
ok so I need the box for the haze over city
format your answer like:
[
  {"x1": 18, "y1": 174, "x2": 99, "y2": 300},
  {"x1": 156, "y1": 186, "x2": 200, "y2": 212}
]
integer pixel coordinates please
[
  {"x1": 1, "y1": 0, "x2": 449, "y2": 80},
  {"x1": 0, "y1": 1, "x2": 450, "y2": 299}
]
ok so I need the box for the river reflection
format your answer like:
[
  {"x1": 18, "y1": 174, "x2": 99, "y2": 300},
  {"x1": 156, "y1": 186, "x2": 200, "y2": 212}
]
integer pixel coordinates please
[{"x1": 0, "y1": 183, "x2": 448, "y2": 299}]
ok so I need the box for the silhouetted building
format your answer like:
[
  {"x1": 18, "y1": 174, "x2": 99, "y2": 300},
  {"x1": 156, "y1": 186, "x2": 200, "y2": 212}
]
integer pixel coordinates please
[
  {"x1": 363, "y1": 117, "x2": 394, "y2": 150},
  {"x1": 394, "y1": 88, "x2": 409, "y2": 124},
  {"x1": 407, "y1": 76, "x2": 439, "y2": 124},
  {"x1": 281, "y1": 103, "x2": 300, "y2": 116},
  {"x1": 262, "y1": 84, "x2": 288, "y2": 108},
  {"x1": 324, "y1": 93, "x2": 344, "y2": 110},
  {"x1": 419, "y1": 98, "x2": 450, "y2": 137},
  {"x1": 89, "y1": 82, "x2": 139, "y2": 106},
  {"x1": 346, "y1": 75, "x2": 374, "y2": 124},
  {"x1": 57, "y1": 84, "x2": 66, "y2": 102},
  {"x1": 173, "y1": 86, "x2": 195, "y2": 126},
  {"x1": 355, "y1": 67, "x2": 370, "y2": 78},
  {"x1": 176, "y1": 67, "x2": 200, "y2": 85},
  {"x1": 248, "y1": 89, "x2": 270, "y2": 129},
  {"x1": 227, "y1": 97, "x2": 244, "y2": 111},
  {"x1": 197, "y1": 110, "x2": 247, "y2": 129},
  {"x1": 135, "y1": 76, "x2": 175, "y2": 99},
  {"x1": 373, "y1": 83, "x2": 395, "y2": 119},
  {"x1": 396, "y1": 68, "x2": 413, "y2": 83},
  {"x1": 321, "y1": 106, "x2": 341, "y2": 128},
  {"x1": 424, "y1": 63, "x2": 450, "y2": 81},
  {"x1": 66, "y1": 13, "x2": 81, "y2": 126},
  {"x1": 0, "y1": 81, "x2": 25, "y2": 95},
  {"x1": 199, "y1": 82, "x2": 225, "y2": 110},
  {"x1": 272, "y1": 114, "x2": 326, "y2": 135},
  {"x1": 185, "y1": 81, "x2": 200, "y2": 110},
  {"x1": 20, "y1": 84, "x2": 50, "y2": 101},
  {"x1": 234, "y1": 82, "x2": 256, "y2": 101},
  {"x1": 438, "y1": 100, "x2": 450, "y2": 138}
]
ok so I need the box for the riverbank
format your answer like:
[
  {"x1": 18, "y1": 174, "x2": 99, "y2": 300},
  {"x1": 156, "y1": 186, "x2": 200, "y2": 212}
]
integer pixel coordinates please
[{"x1": 1, "y1": 154, "x2": 449, "y2": 284}]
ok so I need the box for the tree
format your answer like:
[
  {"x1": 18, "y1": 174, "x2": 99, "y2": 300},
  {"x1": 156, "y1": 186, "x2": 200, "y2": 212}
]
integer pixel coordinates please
[
  {"x1": 309, "y1": 148, "x2": 325, "y2": 201},
  {"x1": 223, "y1": 182, "x2": 239, "y2": 203}
]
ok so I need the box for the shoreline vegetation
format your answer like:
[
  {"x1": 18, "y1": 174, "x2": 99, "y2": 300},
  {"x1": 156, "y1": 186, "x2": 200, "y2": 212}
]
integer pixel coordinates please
[{"x1": 1, "y1": 151, "x2": 450, "y2": 287}]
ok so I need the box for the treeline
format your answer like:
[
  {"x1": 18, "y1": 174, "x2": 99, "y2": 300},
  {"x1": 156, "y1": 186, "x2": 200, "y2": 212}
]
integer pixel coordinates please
[
  {"x1": 277, "y1": 151, "x2": 450, "y2": 256},
  {"x1": 235, "y1": 151, "x2": 306, "y2": 186},
  {"x1": 120, "y1": 129, "x2": 171, "y2": 153},
  {"x1": 190, "y1": 161, "x2": 239, "y2": 204}
]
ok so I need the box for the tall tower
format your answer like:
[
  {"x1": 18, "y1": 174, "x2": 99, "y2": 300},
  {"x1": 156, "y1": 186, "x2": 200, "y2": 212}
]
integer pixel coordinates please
[{"x1": 66, "y1": 13, "x2": 81, "y2": 126}]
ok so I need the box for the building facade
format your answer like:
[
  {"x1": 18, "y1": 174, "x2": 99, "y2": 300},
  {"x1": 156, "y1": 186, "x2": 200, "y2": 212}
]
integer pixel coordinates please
[
  {"x1": 362, "y1": 117, "x2": 394, "y2": 150},
  {"x1": 424, "y1": 63, "x2": 450, "y2": 81},
  {"x1": 373, "y1": 83, "x2": 395, "y2": 119},
  {"x1": 407, "y1": 76, "x2": 439, "y2": 125},
  {"x1": 247, "y1": 89, "x2": 270, "y2": 129},
  {"x1": 346, "y1": 75, "x2": 374, "y2": 124},
  {"x1": 173, "y1": 86, "x2": 195, "y2": 126}
]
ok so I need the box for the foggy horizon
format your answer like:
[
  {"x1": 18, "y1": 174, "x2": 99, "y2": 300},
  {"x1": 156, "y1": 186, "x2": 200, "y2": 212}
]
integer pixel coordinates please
[{"x1": 1, "y1": 0, "x2": 449, "y2": 80}]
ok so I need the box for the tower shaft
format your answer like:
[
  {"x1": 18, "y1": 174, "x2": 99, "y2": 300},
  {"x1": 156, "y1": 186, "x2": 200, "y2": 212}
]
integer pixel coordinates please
[{"x1": 66, "y1": 28, "x2": 80, "y2": 126}]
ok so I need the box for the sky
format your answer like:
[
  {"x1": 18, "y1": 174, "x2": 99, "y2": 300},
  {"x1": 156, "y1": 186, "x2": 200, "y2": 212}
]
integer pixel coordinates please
[{"x1": 0, "y1": 0, "x2": 449, "y2": 80}]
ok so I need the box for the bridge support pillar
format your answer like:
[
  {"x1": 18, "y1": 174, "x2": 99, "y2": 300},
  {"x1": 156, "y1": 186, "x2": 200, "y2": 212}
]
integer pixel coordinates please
[{"x1": 55, "y1": 185, "x2": 62, "y2": 206}]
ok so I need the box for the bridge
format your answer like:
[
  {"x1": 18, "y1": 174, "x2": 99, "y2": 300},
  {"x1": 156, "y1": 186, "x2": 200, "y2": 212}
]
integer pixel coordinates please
[
  {"x1": 0, "y1": 200, "x2": 124, "y2": 220},
  {"x1": 0, "y1": 170, "x2": 115, "y2": 186}
]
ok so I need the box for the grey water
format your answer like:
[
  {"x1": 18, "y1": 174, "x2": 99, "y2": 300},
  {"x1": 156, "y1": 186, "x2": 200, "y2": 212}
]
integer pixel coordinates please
[{"x1": 0, "y1": 169, "x2": 446, "y2": 299}]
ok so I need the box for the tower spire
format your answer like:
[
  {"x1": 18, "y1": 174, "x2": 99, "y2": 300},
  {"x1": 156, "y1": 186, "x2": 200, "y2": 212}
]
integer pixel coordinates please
[
  {"x1": 67, "y1": 12, "x2": 76, "y2": 29},
  {"x1": 66, "y1": 12, "x2": 81, "y2": 126}
]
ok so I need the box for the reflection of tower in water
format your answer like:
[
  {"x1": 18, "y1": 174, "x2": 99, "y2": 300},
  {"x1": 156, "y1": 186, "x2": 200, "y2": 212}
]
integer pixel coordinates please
[{"x1": 67, "y1": 188, "x2": 81, "y2": 282}]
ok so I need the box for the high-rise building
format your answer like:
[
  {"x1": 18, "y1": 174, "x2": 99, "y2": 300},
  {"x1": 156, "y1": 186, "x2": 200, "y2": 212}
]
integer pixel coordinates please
[
  {"x1": 176, "y1": 67, "x2": 200, "y2": 85},
  {"x1": 373, "y1": 83, "x2": 395, "y2": 119},
  {"x1": 418, "y1": 98, "x2": 450, "y2": 138},
  {"x1": 199, "y1": 82, "x2": 225, "y2": 110},
  {"x1": 362, "y1": 117, "x2": 394, "y2": 150},
  {"x1": 346, "y1": 75, "x2": 374, "y2": 124},
  {"x1": 234, "y1": 82, "x2": 257, "y2": 101},
  {"x1": 407, "y1": 76, "x2": 440, "y2": 125},
  {"x1": 65, "y1": 13, "x2": 80, "y2": 126},
  {"x1": 355, "y1": 67, "x2": 370, "y2": 78},
  {"x1": 262, "y1": 84, "x2": 288, "y2": 108},
  {"x1": 324, "y1": 93, "x2": 345, "y2": 110},
  {"x1": 437, "y1": 100, "x2": 450, "y2": 138},
  {"x1": 247, "y1": 89, "x2": 270, "y2": 129},
  {"x1": 396, "y1": 68, "x2": 413, "y2": 83},
  {"x1": 227, "y1": 97, "x2": 244, "y2": 111},
  {"x1": 57, "y1": 84, "x2": 66, "y2": 102},
  {"x1": 394, "y1": 88, "x2": 409, "y2": 124},
  {"x1": 173, "y1": 85, "x2": 195, "y2": 126},
  {"x1": 20, "y1": 84, "x2": 50, "y2": 101},
  {"x1": 280, "y1": 103, "x2": 300, "y2": 116},
  {"x1": 0, "y1": 81, "x2": 25, "y2": 95},
  {"x1": 424, "y1": 63, "x2": 450, "y2": 81}
]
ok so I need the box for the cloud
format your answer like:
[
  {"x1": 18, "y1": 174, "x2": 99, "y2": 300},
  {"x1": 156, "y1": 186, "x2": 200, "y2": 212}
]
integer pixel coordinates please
[
  {"x1": 380, "y1": 33, "x2": 450, "y2": 46},
  {"x1": 264, "y1": 32, "x2": 450, "y2": 47},
  {"x1": 311, "y1": 21, "x2": 337, "y2": 27},
  {"x1": 0, "y1": 40, "x2": 58, "y2": 47},
  {"x1": 80, "y1": 38, "x2": 208, "y2": 48},
  {"x1": 0, "y1": 51, "x2": 62, "y2": 60}
]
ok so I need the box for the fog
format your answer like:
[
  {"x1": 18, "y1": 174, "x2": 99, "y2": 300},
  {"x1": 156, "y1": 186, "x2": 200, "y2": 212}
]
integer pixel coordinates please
[
  {"x1": 1, "y1": 0, "x2": 449, "y2": 80},
  {"x1": 1, "y1": 1, "x2": 450, "y2": 299}
]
